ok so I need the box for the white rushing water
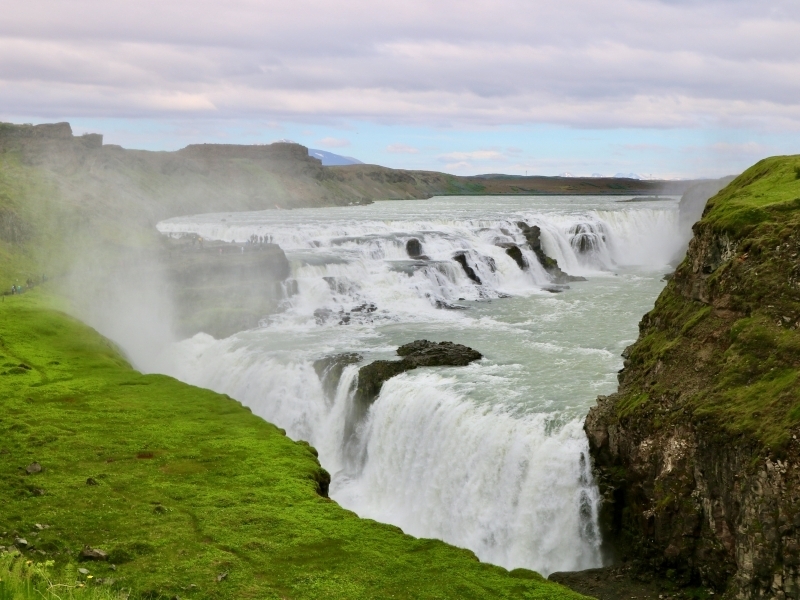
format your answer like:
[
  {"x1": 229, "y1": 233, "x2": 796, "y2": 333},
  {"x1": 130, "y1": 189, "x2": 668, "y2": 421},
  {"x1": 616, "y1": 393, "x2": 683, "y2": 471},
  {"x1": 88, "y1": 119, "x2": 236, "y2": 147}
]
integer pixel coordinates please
[{"x1": 155, "y1": 195, "x2": 682, "y2": 576}]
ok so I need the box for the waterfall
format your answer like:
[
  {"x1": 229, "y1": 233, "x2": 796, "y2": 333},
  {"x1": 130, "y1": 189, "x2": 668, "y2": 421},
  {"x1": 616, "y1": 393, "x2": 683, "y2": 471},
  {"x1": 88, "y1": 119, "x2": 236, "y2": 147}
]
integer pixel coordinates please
[{"x1": 154, "y1": 196, "x2": 680, "y2": 577}]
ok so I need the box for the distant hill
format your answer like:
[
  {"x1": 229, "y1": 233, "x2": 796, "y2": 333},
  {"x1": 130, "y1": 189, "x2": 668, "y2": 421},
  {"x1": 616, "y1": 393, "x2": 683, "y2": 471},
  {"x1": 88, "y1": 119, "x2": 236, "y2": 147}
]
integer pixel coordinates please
[
  {"x1": 0, "y1": 122, "x2": 701, "y2": 227},
  {"x1": 0, "y1": 121, "x2": 708, "y2": 264},
  {"x1": 308, "y1": 148, "x2": 364, "y2": 166}
]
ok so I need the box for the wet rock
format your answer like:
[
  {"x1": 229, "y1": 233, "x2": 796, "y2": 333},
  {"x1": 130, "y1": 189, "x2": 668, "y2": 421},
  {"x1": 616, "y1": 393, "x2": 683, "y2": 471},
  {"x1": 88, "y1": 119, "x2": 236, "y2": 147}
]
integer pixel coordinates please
[
  {"x1": 284, "y1": 278, "x2": 299, "y2": 297},
  {"x1": 397, "y1": 340, "x2": 482, "y2": 367},
  {"x1": 25, "y1": 462, "x2": 42, "y2": 475},
  {"x1": 355, "y1": 361, "x2": 412, "y2": 404},
  {"x1": 516, "y1": 221, "x2": 586, "y2": 284},
  {"x1": 569, "y1": 223, "x2": 602, "y2": 253},
  {"x1": 81, "y1": 546, "x2": 109, "y2": 561},
  {"x1": 453, "y1": 252, "x2": 481, "y2": 284},
  {"x1": 313, "y1": 308, "x2": 333, "y2": 325},
  {"x1": 356, "y1": 340, "x2": 482, "y2": 404},
  {"x1": 406, "y1": 238, "x2": 429, "y2": 260},
  {"x1": 502, "y1": 244, "x2": 527, "y2": 270},
  {"x1": 351, "y1": 303, "x2": 377, "y2": 313},
  {"x1": 435, "y1": 300, "x2": 468, "y2": 310},
  {"x1": 313, "y1": 353, "x2": 362, "y2": 401}
]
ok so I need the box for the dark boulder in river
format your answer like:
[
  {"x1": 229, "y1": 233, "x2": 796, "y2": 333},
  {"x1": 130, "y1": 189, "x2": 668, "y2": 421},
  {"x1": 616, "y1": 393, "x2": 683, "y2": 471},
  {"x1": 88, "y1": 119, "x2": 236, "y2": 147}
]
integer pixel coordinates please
[
  {"x1": 405, "y1": 238, "x2": 429, "y2": 260},
  {"x1": 356, "y1": 340, "x2": 482, "y2": 404},
  {"x1": 396, "y1": 339, "x2": 482, "y2": 367}
]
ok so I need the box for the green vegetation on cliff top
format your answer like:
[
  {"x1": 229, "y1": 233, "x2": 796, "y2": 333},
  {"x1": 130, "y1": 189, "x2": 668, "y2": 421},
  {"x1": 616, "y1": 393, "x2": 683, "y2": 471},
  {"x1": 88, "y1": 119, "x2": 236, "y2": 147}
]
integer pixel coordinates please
[
  {"x1": 618, "y1": 155, "x2": 800, "y2": 453},
  {"x1": 702, "y1": 154, "x2": 800, "y2": 236},
  {"x1": 0, "y1": 292, "x2": 583, "y2": 599}
]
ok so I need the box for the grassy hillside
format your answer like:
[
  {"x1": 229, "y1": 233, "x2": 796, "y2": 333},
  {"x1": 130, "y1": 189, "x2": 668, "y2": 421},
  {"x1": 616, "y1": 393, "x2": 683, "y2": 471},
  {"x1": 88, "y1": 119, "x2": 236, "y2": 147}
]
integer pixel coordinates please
[
  {"x1": 0, "y1": 292, "x2": 585, "y2": 599},
  {"x1": 618, "y1": 155, "x2": 800, "y2": 451}
]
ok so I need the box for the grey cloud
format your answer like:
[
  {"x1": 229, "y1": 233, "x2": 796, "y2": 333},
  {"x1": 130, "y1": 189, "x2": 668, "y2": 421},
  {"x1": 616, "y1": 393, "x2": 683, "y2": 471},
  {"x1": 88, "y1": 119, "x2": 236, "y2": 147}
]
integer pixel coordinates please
[{"x1": 0, "y1": 0, "x2": 798, "y2": 129}]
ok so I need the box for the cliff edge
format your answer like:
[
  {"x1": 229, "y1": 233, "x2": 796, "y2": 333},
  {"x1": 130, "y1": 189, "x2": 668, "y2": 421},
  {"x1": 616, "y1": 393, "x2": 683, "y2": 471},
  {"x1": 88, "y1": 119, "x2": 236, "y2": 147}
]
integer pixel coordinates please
[{"x1": 585, "y1": 156, "x2": 800, "y2": 598}]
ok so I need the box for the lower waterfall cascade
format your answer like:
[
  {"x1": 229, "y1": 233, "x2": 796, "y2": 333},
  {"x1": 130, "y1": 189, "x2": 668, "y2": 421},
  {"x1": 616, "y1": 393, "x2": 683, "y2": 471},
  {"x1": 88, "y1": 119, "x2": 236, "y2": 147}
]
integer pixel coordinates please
[{"x1": 154, "y1": 195, "x2": 684, "y2": 576}]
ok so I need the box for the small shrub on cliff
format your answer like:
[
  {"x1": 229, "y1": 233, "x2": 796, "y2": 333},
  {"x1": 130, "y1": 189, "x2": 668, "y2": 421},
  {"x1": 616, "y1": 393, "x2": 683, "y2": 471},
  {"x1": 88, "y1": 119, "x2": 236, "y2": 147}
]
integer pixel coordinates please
[{"x1": 0, "y1": 552, "x2": 124, "y2": 599}]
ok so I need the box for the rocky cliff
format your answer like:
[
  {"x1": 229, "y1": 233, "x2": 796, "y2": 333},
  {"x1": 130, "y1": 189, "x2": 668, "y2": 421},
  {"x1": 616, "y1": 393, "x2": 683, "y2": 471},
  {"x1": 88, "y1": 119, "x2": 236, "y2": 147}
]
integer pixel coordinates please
[{"x1": 585, "y1": 156, "x2": 800, "y2": 598}]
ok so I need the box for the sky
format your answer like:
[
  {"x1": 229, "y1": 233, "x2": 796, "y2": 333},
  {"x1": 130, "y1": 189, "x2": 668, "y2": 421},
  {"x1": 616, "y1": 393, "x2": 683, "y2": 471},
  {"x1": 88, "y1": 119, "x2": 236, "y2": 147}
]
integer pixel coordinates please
[{"x1": 1, "y1": 0, "x2": 799, "y2": 178}]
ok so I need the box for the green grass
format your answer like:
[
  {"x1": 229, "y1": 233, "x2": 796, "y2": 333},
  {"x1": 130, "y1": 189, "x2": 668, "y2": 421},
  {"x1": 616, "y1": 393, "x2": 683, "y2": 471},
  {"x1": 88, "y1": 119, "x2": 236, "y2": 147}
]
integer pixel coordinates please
[
  {"x1": 0, "y1": 551, "x2": 126, "y2": 599},
  {"x1": 702, "y1": 155, "x2": 800, "y2": 237},
  {"x1": 0, "y1": 291, "x2": 584, "y2": 599}
]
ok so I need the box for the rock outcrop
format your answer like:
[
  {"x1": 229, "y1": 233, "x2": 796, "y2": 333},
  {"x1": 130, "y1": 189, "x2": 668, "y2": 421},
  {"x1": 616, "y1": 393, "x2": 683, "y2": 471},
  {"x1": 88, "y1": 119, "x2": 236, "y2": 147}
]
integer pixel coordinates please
[
  {"x1": 516, "y1": 221, "x2": 585, "y2": 283},
  {"x1": 161, "y1": 236, "x2": 291, "y2": 337},
  {"x1": 313, "y1": 352, "x2": 362, "y2": 400},
  {"x1": 405, "y1": 238, "x2": 429, "y2": 260},
  {"x1": 356, "y1": 340, "x2": 482, "y2": 404},
  {"x1": 453, "y1": 252, "x2": 482, "y2": 284},
  {"x1": 585, "y1": 157, "x2": 800, "y2": 598}
]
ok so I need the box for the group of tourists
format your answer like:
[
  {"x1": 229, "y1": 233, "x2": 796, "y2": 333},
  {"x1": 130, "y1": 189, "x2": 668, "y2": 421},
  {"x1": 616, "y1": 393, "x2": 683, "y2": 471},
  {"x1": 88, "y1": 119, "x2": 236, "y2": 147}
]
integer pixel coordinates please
[
  {"x1": 247, "y1": 234, "x2": 271, "y2": 245},
  {"x1": 6, "y1": 275, "x2": 46, "y2": 297}
]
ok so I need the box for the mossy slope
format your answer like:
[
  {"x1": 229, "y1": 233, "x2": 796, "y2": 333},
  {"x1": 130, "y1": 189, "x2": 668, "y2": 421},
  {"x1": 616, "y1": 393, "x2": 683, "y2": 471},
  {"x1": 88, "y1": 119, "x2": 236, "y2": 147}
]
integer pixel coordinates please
[
  {"x1": 0, "y1": 292, "x2": 583, "y2": 599},
  {"x1": 620, "y1": 155, "x2": 800, "y2": 450}
]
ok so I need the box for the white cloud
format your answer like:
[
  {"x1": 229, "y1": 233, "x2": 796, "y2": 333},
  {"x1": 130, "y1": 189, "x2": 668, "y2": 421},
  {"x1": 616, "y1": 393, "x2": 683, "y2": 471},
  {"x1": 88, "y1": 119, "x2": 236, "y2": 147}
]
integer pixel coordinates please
[
  {"x1": 439, "y1": 150, "x2": 504, "y2": 161},
  {"x1": 386, "y1": 143, "x2": 419, "y2": 154},
  {"x1": 708, "y1": 141, "x2": 770, "y2": 156},
  {"x1": 316, "y1": 136, "x2": 350, "y2": 148}
]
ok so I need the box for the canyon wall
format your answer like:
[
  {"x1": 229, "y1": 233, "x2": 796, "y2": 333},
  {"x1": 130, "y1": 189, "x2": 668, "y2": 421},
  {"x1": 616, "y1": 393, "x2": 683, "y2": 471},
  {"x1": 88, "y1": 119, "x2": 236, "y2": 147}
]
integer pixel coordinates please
[{"x1": 586, "y1": 156, "x2": 800, "y2": 597}]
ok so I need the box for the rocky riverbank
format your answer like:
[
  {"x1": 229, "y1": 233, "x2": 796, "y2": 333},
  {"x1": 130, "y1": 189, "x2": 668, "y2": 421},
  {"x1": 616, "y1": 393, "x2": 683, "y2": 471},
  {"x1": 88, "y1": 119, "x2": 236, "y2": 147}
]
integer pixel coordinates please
[{"x1": 584, "y1": 157, "x2": 800, "y2": 598}]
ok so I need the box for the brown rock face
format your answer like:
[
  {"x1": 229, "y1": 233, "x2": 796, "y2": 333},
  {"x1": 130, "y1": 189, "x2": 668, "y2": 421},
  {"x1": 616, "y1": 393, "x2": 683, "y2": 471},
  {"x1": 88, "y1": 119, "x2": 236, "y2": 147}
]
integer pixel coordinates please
[{"x1": 584, "y1": 170, "x2": 800, "y2": 598}]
